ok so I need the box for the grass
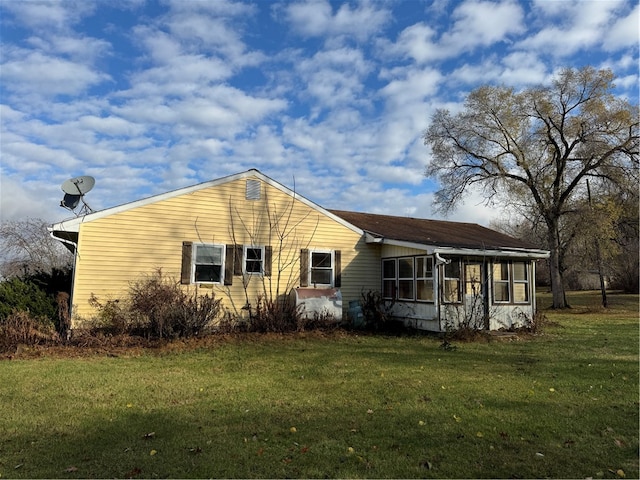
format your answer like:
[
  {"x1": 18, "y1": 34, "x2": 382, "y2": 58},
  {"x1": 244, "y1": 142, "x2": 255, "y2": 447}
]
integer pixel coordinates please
[{"x1": 0, "y1": 291, "x2": 637, "y2": 479}]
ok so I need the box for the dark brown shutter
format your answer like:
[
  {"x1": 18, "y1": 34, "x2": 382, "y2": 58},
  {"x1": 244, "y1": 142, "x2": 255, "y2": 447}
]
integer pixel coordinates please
[
  {"x1": 300, "y1": 248, "x2": 309, "y2": 287},
  {"x1": 224, "y1": 245, "x2": 234, "y2": 285},
  {"x1": 264, "y1": 246, "x2": 272, "y2": 277},
  {"x1": 334, "y1": 250, "x2": 341, "y2": 288},
  {"x1": 181, "y1": 241, "x2": 192, "y2": 284},
  {"x1": 233, "y1": 245, "x2": 243, "y2": 276}
]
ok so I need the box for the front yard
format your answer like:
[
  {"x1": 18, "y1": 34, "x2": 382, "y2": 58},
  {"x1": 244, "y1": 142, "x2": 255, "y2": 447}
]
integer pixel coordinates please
[{"x1": 1, "y1": 292, "x2": 637, "y2": 478}]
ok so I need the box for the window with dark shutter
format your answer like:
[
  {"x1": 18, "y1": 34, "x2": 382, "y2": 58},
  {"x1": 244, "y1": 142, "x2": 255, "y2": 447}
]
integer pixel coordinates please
[{"x1": 299, "y1": 249, "x2": 340, "y2": 287}]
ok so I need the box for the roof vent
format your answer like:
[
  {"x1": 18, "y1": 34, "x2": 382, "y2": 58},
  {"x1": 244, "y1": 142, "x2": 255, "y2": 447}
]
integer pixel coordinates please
[{"x1": 246, "y1": 179, "x2": 261, "y2": 200}]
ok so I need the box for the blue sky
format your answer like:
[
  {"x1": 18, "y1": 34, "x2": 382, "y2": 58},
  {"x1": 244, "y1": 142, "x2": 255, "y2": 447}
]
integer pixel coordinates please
[{"x1": 1, "y1": 0, "x2": 638, "y2": 226}]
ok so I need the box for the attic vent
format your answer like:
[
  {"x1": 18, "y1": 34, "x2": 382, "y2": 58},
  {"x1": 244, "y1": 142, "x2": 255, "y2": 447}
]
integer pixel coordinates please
[{"x1": 246, "y1": 179, "x2": 261, "y2": 200}]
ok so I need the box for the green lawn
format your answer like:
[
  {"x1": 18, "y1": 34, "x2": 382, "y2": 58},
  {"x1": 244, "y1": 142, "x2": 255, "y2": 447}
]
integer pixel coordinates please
[{"x1": 1, "y1": 292, "x2": 638, "y2": 479}]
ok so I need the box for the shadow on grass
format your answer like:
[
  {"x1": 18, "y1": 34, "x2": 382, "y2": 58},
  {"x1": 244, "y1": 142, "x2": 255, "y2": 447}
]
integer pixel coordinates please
[{"x1": 5, "y1": 382, "x2": 638, "y2": 480}]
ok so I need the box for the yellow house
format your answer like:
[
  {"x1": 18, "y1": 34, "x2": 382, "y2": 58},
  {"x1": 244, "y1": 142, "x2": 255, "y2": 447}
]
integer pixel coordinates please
[{"x1": 50, "y1": 169, "x2": 549, "y2": 332}]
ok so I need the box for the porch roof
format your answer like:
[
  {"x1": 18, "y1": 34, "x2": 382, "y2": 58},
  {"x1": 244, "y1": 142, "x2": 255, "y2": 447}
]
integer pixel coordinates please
[{"x1": 330, "y1": 210, "x2": 547, "y2": 256}]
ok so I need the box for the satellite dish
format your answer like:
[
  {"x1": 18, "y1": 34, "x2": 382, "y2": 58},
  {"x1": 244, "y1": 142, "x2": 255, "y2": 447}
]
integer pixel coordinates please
[
  {"x1": 59, "y1": 175, "x2": 95, "y2": 215},
  {"x1": 61, "y1": 175, "x2": 95, "y2": 195}
]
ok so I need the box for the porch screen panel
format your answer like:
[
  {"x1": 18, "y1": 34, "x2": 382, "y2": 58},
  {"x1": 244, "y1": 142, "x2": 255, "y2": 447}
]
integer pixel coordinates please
[
  {"x1": 382, "y1": 259, "x2": 396, "y2": 299},
  {"x1": 493, "y1": 262, "x2": 510, "y2": 302},
  {"x1": 416, "y1": 256, "x2": 434, "y2": 301},
  {"x1": 465, "y1": 263, "x2": 482, "y2": 296},
  {"x1": 398, "y1": 257, "x2": 414, "y2": 300},
  {"x1": 443, "y1": 261, "x2": 461, "y2": 303}
]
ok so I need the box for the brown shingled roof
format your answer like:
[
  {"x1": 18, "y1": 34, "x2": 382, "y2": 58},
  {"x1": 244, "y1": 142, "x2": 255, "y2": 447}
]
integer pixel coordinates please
[{"x1": 329, "y1": 210, "x2": 540, "y2": 251}]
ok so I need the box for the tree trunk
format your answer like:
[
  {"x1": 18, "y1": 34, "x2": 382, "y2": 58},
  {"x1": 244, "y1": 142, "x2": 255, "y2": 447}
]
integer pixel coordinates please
[{"x1": 547, "y1": 220, "x2": 569, "y2": 309}]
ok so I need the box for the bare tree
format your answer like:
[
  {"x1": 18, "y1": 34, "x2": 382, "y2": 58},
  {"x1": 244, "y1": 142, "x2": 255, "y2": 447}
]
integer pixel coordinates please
[
  {"x1": 424, "y1": 67, "x2": 639, "y2": 308},
  {"x1": 0, "y1": 218, "x2": 73, "y2": 278},
  {"x1": 226, "y1": 184, "x2": 319, "y2": 327}
]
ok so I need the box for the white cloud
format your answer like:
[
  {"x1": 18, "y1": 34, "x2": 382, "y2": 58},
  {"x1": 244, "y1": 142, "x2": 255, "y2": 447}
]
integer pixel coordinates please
[
  {"x1": 78, "y1": 115, "x2": 145, "y2": 137},
  {"x1": 1, "y1": 0, "x2": 96, "y2": 31},
  {"x1": 1, "y1": 50, "x2": 110, "y2": 97},
  {"x1": 0, "y1": 174, "x2": 71, "y2": 223},
  {"x1": 522, "y1": 0, "x2": 631, "y2": 57},
  {"x1": 385, "y1": 23, "x2": 440, "y2": 63},
  {"x1": 1, "y1": 131, "x2": 82, "y2": 172},
  {"x1": 604, "y1": 3, "x2": 640, "y2": 50},
  {"x1": 381, "y1": 1, "x2": 525, "y2": 63},
  {"x1": 445, "y1": 0, "x2": 525, "y2": 49},
  {"x1": 282, "y1": 0, "x2": 390, "y2": 42},
  {"x1": 296, "y1": 47, "x2": 373, "y2": 107}
]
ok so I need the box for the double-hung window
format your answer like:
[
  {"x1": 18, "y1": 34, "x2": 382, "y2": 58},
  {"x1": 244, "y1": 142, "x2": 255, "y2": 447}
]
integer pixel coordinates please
[
  {"x1": 193, "y1": 244, "x2": 224, "y2": 283},
  {"x1": 310, "y1": 251, "x2": 333, "y2": 286},
  {"x1": 416, "y1": 256, "x2": 434, "y2": 301},
  {"x1": 493, "y1": 262, "x2": 510, "y2": 302},
  {"x1": 244, "y1": 246, "x2": 264, "y2": 275},
  {"x1": 512, "y1": 262, "x2": 529, "y2": 303},
  {"x1": 443, "y1": 261, "x2": 461, "y2": 303},
  {"x1": 398, "y1": 257, "x2": 414, "y2": 300}
]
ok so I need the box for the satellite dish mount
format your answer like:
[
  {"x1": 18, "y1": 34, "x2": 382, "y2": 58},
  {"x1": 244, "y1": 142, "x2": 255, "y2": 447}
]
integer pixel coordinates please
[{"x1": 60, "y1": 175, "x2": 95, "y2": 216}]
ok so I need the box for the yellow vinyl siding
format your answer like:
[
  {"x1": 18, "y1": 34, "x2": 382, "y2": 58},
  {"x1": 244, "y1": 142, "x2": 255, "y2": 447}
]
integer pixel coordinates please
[{"x1": 71, "y1": 175, "x2": 379, "y2": 324}]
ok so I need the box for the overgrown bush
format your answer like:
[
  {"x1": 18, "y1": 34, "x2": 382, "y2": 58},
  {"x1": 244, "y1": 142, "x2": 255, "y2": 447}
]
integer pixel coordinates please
[
  {"x1": 0, "y1": 310, "x2": 59, "y2": 353},
  {"x1": 89, "y1": 269, "x2": 223, "y2": 339},
  {"x1": 87, "y1": 295, "x2": 138, "y2": 335},
  {"x1": 245, "y1": 295, "x2": 304, "y2": 333},
  {"x1": 516, "y1": 310, "x2": 549, "y2": 334},
  {"x1": 299, "y1": 309, "x2": 341, "y2": 332},
  {"x1": 360, "y1": 290, "x2": 395, "y2": 331}
]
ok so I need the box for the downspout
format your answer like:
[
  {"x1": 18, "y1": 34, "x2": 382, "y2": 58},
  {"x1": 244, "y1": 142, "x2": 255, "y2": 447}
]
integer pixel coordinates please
[
  {"x1": 532, "y1": 260, "x2": 537, "y2": 316},
  {"x1": 49, "y1": 231, "x2": 78, "y2": 321},
  {"x1": 434, "y1": 253, "x2": 451, "y2": 333}
]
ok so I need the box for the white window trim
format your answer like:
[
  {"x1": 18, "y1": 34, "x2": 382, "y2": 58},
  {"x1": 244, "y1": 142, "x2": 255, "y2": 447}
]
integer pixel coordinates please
[
  {"x1": 243, "y1": 245, "x2": 265, "y2": 275},
  {"x1": 309, "y1": 250, "x2": 334, "y2": 287},
  {"x1": 193, "y1": 243, "x2": 225, "y2": 285}
]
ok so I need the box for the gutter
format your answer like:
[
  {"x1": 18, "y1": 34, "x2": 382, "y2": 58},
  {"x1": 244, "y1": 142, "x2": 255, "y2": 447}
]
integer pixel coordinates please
[{"x1": 49, "y1": 230, "x2": 78, "y2": 252}]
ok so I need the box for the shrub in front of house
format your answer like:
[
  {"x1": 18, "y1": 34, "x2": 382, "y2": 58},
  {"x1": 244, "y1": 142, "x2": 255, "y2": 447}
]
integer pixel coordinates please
[
  {"x1": 0, "y1": 309, "x2": 59, "y2": 353},
  {"x1": 359, "y1": 290, "x2": 396, "y2": 332},
  {"x1": 88, "y1": 269, "x2": 223, "y2": 339}
]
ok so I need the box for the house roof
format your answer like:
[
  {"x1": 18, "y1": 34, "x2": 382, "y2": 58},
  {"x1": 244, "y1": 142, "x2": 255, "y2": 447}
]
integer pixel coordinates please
[{"x1": 330, "y1": 209, "x2": 546, "y2": 255}]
